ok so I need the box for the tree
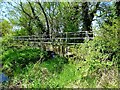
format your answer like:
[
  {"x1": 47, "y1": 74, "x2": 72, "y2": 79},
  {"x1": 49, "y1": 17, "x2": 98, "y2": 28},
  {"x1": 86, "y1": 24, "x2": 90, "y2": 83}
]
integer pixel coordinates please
[
  {"x1": 62, "y1": 2, "x2": 81, "y2": 32},
  {"x1": 8, "y1": 1, "x2": 119, "y2": 36},
  {"x1": 0, "y1": 19, "x2": 12, "y2": 36},
  {"x1": 19, "y1": 1, "x2": 45, "y2": 35},
  {"x1": 8, "y1": 1, "x2": 46, "y2": 35}
]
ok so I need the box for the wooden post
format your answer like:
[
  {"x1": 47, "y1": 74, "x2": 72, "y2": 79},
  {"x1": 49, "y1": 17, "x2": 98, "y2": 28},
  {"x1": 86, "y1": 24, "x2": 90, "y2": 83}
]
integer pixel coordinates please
[
  {"x1": 73, "y1": 33, "x2": 75, "y2": 43},
  {"x1": 51, "y1": 33, "x2": 53, "y2": 52},
  {"x1": 57, "y1": 46, "x2": 60, "y2": 55},
  {"x1": 62, "y1": 45, "x2": 65, "y2": 57},
  {"x1": 85, "y1": 31, "x2": 89, "y2": 39},
  {"x1": 66, "y1": 32, "x2": 67, "y2": 43},
  {"x1": 41, "y1": 34, "x2": 44, "y2": 51},
  {"x1": 64, "y1": 32, "x2": 67, "y2": 57}
]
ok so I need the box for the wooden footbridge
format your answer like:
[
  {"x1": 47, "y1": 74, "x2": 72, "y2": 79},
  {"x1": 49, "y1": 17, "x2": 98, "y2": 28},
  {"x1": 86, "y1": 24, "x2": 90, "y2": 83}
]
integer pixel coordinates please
[{"x1": 14, "y1": 31, "x2": 94, "y2": 56}]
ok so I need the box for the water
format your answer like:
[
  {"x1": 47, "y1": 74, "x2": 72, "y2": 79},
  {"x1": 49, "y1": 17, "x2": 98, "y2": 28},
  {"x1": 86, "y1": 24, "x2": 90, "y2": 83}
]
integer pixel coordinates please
[{"x1": 0, "y1": 73, "x2": 9, "y2": 83}]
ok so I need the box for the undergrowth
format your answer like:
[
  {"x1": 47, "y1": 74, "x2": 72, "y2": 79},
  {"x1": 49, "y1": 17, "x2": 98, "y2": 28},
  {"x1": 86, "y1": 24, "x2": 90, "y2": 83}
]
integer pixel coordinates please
[{"x1": 1, "y1": 18, "x2": 119, "y2": 88}]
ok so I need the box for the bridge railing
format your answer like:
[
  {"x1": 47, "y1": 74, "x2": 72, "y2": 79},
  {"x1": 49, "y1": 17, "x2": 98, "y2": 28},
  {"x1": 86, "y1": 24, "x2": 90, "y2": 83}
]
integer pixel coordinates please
[{"x1": 13, "y1": 31, "x2": 94, "y2": 45}]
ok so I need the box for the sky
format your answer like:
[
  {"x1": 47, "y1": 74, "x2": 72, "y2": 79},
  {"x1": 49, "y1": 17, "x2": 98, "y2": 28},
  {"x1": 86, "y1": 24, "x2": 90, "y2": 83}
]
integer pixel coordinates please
[{"x1": 0, "y1": 2, "x2": 14, "y2": 21}]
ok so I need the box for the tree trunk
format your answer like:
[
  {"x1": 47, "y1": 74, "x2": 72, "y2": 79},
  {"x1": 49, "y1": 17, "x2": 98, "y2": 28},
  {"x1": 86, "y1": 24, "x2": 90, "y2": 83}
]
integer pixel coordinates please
[
  {"x1": 37, "y1": 2, "x2": 50, "y2": 38},
  {"x1": 82, "y1": 2, "x2": 91, "y2": 31},
  {"x1": 82, "y1": 2, "x2": 100, "y2": 32},
  {"x1": 115, "y1": 1, "x2": 120, "y2": 16}
]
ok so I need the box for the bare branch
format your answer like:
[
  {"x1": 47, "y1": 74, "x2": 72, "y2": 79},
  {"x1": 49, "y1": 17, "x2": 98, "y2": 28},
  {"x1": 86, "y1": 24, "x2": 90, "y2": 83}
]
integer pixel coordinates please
[
  {"x1": 37, "y1": 2, "x2": 50, "y2": 37},
  {"x1": 20, "y1": 2, "x2": 33, "y2": 19}
]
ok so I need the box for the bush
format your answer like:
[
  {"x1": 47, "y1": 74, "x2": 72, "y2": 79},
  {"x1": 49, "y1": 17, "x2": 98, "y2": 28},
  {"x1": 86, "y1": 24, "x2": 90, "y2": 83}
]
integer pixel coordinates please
[
  {"x1": 69, "y1": 18, "x2": 119, "y2": 88},
  {"x1": 1, "y1": 47, "x2": 47, "y2": 76}
]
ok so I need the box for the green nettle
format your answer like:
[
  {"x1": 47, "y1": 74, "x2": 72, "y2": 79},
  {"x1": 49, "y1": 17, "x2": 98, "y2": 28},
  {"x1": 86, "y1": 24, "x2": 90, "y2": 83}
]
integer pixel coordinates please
[
  {"x1": 1, "y1": 47, "x2": 46, "y2": 76},
  {"x1": 70, "y1": 18, "x2": 119, "y2": 88}
]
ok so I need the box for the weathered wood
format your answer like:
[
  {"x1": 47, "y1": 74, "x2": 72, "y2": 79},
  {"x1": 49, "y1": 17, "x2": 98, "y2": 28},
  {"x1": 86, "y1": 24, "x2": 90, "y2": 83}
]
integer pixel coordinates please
[{"x1": 13, "y1": 31, "x2": 94, "y2": 56}]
